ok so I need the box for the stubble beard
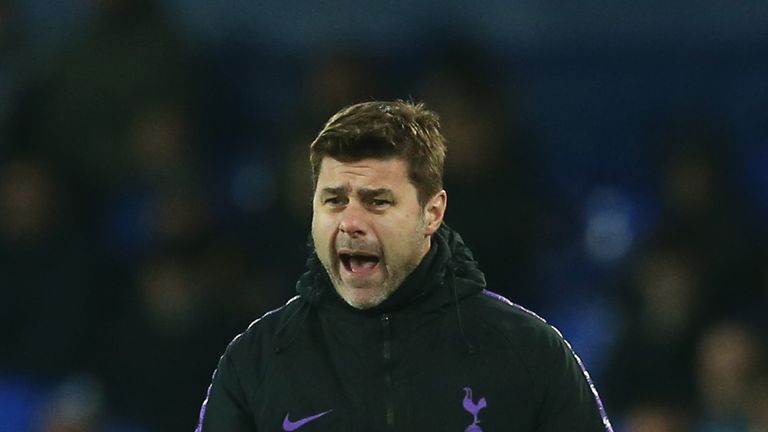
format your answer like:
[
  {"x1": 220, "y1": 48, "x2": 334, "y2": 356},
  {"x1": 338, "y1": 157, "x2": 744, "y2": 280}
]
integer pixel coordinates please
[{"x1": 314, "y1": 218, "x2": 428, "y2": 310}]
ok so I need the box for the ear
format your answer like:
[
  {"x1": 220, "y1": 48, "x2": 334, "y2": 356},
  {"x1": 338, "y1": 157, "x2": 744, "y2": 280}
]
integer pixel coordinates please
[{"x1": 423, "y1": 190, "x2": 447, "y2": 236}]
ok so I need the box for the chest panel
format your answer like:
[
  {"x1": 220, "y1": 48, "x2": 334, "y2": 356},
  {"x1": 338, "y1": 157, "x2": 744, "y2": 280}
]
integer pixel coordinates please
[{"x1": 250, "y1": 313, "x2": 539, "y2": 431}]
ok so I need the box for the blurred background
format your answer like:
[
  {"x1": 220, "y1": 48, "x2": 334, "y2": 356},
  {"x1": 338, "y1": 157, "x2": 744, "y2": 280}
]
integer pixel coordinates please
[{"x1": 1, "y1": 0, "x2": 767, "y2": 431}]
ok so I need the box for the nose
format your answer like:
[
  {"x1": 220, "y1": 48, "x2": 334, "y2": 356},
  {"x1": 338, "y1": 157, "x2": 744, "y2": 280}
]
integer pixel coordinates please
[{"x1": 338, "y1": 203, "x2": 367, "y2": 238}]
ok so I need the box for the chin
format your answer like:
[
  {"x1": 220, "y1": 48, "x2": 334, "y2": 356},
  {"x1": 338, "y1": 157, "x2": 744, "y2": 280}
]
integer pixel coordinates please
[{"x1": 339, "y1": 288, "x2": 390, "y2": 310}]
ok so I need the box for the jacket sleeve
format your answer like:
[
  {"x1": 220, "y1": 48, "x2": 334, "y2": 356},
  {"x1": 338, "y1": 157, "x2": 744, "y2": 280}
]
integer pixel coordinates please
[
  {"x1": 195, "y1": 345, "x2": 257, "y2": 432},
  {"x1": 534, "y1": 330, "x2": 613, "y2": 432}
]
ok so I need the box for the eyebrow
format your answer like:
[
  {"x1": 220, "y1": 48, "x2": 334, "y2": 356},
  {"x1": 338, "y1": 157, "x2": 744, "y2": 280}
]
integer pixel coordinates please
[
  {"x1": 319, "y1": 186, "x2": 394, "y2": 198},
  {"x1": 358, "y1": 188, "x2": 394, "y2": 199},
  {"x1": 320, "y1": 186, "x2": 351, "y2": 196}
]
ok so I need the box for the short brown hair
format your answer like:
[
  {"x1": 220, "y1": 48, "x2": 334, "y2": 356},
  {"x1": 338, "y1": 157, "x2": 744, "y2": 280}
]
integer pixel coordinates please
[{"x1": 310, "y1": 100, "x2": 446, "y2": 206}]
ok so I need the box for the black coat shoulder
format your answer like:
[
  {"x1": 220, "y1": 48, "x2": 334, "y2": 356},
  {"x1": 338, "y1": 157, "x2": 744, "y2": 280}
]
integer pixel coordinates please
[
  {"x1": 463, "y1": 289, "x2": 567, "y2": 351},
  {"x1": 461, "y1": 290, "x2": 612, "y2": 431},
  {"x1": 225, "y1": 295, "x2": 305, "y2": 364},
  {"x1": 196, "y1": 296, "x2": 307, "y2": 432}
]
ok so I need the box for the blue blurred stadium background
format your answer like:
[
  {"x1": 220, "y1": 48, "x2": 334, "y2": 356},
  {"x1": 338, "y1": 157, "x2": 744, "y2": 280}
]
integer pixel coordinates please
[{"x1": 1, "y1": 1, "x2": 767, "y2": 431}]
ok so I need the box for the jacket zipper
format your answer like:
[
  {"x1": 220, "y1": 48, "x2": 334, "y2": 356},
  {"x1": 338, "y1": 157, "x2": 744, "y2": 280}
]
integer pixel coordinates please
[{"x1": 381, "y1": 313, "x2": 394, "y2": 429}]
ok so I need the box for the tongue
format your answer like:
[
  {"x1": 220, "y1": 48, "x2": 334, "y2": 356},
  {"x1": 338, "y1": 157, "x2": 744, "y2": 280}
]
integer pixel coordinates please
[{"x1": 349, "y1": 256, "x2": 378, "y2": 273}]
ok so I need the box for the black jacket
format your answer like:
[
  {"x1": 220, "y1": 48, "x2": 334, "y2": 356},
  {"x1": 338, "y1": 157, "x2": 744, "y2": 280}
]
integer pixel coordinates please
[{"x1": 196, "y1": 225, "x2": 612, "y2": 431}]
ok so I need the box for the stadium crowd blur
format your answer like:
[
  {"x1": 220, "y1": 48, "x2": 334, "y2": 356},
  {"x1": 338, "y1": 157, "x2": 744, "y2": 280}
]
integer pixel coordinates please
[{"x1": 1, "y1": 1, "x2": 767, "y2": 431}]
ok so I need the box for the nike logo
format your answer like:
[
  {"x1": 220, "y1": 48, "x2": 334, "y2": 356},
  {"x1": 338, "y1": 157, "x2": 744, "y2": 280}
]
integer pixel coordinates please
[{"x1": 282, "y1": 410, "x2": 332, "y2": 431}]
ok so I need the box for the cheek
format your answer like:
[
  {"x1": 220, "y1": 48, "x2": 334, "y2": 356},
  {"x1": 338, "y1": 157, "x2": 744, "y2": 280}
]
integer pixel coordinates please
[
  {"x1": 379, "y1": 215, "x2": 420, "y2": 256},
  {"x1": 312, "y1": 214, "x2": 337, "y2": 250}
]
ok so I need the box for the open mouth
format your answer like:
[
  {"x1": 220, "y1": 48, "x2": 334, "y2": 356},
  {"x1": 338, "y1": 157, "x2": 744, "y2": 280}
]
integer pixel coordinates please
[{"x1": 339, "y1": 252, "x2": 380, "y2": 274}]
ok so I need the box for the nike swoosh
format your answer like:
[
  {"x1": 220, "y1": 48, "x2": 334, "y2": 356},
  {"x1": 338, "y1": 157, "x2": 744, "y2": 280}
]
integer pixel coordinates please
[{"x1": 282, "y1": 409, "x2": 332, "y2": 431}]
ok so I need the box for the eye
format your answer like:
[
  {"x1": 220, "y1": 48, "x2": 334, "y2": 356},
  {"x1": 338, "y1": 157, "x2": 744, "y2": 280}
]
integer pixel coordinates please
[
  {"x1": 371, "y1": 199, "x2": 392, "y2": 208},
  {"x1": 323, "y1": 196, "x2": 346, "y2": 205}
]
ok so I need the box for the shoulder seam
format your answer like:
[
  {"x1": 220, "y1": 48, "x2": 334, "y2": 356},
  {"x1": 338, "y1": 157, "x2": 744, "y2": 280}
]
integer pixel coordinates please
[{"x1": 240, "y1": 295, "x2": 302, "y2": 337}]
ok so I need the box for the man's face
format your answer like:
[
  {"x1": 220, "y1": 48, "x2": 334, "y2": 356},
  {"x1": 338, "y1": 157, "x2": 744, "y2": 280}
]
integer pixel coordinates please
[{"x1": 311, "y1": 157, "x2": 445, "y2": 309}]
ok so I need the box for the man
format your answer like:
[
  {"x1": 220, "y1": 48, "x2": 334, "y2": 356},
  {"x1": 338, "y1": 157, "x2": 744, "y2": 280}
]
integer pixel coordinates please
[{"x1": 196, "y1": 101, "x2": 612, "y2": 431}]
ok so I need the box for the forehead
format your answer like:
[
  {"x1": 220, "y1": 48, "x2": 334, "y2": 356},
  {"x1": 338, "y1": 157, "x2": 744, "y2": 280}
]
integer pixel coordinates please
[{"x1": 316, "y1": 157, "x2": 411, "y2": 189}]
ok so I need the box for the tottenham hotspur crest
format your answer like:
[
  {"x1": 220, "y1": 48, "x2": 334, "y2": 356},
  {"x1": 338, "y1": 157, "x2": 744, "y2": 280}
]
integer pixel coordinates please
[{"x1": 462, "y1": 387, "x2": 487, "y2": 432}]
